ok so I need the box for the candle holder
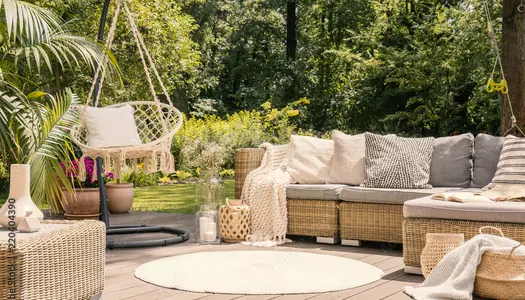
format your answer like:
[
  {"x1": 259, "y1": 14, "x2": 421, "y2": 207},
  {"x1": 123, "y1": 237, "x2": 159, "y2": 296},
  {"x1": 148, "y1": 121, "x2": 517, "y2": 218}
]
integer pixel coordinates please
[
  {"x1": 195, "y1": 206, "x2": 220, "y2": 244},
  {"x1": 194, "y1": 174, "x2": 224, "y2": 244}
]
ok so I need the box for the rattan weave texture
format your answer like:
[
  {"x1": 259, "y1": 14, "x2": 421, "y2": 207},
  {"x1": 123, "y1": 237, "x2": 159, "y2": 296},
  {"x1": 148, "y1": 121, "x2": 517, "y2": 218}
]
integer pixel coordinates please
[
  {"x1": 0, "y1": 220, "x2": 105, "y2": 300},
  {"x1": 287, "y1": 199, "x2": 340, "y2": 237},
  {"x1": 340, "y1": 202, "x2": 404, "y2": 243},
  {"x1": 403, "y1": 217, "x2": 525, "y2": 267},
  {"x1": 234, "y1": 148, "x2": 265, "y2": 199}
]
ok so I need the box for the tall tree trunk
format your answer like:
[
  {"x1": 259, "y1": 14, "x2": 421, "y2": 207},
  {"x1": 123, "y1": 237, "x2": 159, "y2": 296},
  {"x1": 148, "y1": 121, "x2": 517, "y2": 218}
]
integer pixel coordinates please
[
  {"x1": 285, "y1": 0, "x2": 298, "y2": 103},
  {"x1": 501, "y1": 0, "x2": 525, "y2": 136},
  {"x1": 286, "y1": 0, "x2": 297, "y2": 60}
]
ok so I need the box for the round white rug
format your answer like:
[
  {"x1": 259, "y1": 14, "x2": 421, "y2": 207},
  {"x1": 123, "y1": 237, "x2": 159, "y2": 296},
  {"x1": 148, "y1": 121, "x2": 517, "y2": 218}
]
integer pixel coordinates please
[{"x1": 134, "y1": 251, "x2": 385, "y2": 294}]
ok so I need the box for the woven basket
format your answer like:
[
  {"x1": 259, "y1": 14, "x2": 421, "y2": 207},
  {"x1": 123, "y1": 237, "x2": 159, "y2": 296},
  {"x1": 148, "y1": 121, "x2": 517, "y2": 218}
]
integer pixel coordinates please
[
  {"x1": 220, "y1": 199, "x2": 251, "y2": 243},
  {"x1": 234, "y1": 148, "x2": 265, "y2": 199},
  {"x1": 420, "y1": 233, "x2": 465, "y2": 278},
  {"x1": 474, "y1": 226, "x2": 525, "y2": 300}
]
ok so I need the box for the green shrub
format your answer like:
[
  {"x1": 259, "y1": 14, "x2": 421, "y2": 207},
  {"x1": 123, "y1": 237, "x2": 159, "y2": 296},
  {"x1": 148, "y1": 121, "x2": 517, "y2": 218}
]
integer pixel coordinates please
[
  {"x1": 121, "y1": 170, "x2": 158, "y2": 187},
  {"x1": 220, "y1": 169, "x2": 235, "y2": 179},
  {"x1": 172, "y1": 170, "x2": 193, "y2": 182},
  {"x1": 0, "y1": 160, "x2": 8, "y2": 194},
  {"x1": 173, "y1": 99, "x2": 309, "y2": 173}
]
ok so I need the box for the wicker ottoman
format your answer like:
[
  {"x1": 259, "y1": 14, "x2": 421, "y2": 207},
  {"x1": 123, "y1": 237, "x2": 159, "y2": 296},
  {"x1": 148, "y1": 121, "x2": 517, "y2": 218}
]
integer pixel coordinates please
[
  {"x1": 403, "y1": 218, "x2": 525, "y2": 274},
  {"x1": 403, "y1": 196, "x2": 525, "y2": 274},
  {"x1": 0, "y1": 220, "x2": 105, "y2": 300}
]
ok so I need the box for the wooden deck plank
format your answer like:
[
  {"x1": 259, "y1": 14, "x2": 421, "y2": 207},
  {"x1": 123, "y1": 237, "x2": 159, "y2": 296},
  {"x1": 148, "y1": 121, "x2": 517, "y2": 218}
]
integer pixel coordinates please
[
  {"x1": 199, "y1": 294, "x2": 245, "y2": 300},
  {"x1": 101, "y1": 212, "x2": 428, "y2": 300},
  {"x1": 381, "y1": 291, "x2": 411, "y2": 300},
  {"x1": 234, "y1": 295, "x2": 281, "y2": 300},
  {"x1": 102, "y1": 284, "x2": 160, "y2": 300},
  {"x1": 345, "y1": 274, "x2": 421, "y2": 299},
  {"x1": 124, "y1": 288, "x2": 183, "y2": 300},
  {"x1": 162, "y1": 292, "x2": 210, "y2": 300}
]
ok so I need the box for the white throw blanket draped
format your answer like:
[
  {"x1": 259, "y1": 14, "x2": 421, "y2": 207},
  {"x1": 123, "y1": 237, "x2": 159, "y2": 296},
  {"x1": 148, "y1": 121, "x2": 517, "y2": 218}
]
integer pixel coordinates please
[
  {"x1": 241, "y1": 143, "x2": 290, "y2": 247},
  {"x1": 405, "y1": 234, "x2": 525, "y2": 300}
]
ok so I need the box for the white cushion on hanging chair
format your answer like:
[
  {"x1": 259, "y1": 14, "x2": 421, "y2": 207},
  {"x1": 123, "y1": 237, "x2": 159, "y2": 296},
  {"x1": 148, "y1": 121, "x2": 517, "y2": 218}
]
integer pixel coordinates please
[{"x1": 84, "y1": 104, "x2": 142, "y2": 147}]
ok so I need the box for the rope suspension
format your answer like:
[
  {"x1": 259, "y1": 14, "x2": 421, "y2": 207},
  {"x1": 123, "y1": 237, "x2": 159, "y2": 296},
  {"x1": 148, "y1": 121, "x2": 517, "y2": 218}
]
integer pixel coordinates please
[
  {"x1": 483, "y1": 1, "x2": 524, "y2": 136},
  {"x1": 71, "y1": 0, "x2": 183, "y2": 180}
]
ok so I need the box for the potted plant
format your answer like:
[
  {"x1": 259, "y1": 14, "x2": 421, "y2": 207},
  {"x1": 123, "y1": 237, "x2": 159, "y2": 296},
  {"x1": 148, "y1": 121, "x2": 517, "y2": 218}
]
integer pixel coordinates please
[
  {"x1": 106, "y1": 179, "x2": 134, "y2": 214},
  {"x1": 60, "y1": 158, "x2": 114, "y2": 219}
]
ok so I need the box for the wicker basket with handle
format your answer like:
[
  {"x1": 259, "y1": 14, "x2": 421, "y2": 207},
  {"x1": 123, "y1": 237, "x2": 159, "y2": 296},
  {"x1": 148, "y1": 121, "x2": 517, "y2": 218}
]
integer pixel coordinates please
[
  {"x1": 474, "y1": 226, "x2": 525, "y2": 300},
  {"x1": 220, "y1": 199, "x2": 251, "y2": 243},
  {"x1": 420, "y1": 233, "x2": 465, "y2": 278}
]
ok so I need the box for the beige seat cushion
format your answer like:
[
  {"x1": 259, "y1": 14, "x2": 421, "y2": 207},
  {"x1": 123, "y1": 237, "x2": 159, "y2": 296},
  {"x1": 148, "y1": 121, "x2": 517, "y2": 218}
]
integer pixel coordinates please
[
  {"x1": 404, "y1": 196, "x2": 525, "y2": 224},
  {"x1": 286, "y1": 184, "x2": 346, "y2": 200},
  {"x1": 339, "y1": 186, "x2": 465, "y2": 205}
]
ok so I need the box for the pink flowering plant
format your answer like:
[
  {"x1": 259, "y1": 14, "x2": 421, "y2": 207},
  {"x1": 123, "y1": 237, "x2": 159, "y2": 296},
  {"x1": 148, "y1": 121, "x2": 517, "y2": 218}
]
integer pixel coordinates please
[{"x1": 60, "y1": 157, "x2": 114, "y2": 188}]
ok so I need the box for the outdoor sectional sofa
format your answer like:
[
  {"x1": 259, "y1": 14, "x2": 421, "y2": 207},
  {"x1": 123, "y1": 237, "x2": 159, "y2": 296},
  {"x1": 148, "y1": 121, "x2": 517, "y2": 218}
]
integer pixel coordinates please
[{"x1": 235, "y1": 132, "x2": 525, "y2": 274}]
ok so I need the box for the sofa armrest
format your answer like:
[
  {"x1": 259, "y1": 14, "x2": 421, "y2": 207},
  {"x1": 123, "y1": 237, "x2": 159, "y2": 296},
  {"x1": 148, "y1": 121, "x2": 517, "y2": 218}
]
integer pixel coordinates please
[{"x1": 234, "y1": 148, "x2": 265, "y2": 198}]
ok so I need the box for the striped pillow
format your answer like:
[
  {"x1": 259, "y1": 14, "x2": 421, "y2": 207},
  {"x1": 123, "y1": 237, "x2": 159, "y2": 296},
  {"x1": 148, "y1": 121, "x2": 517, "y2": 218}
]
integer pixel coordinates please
[{"x1": 489, "y1": 136, "x2": 525, "y2": 186}]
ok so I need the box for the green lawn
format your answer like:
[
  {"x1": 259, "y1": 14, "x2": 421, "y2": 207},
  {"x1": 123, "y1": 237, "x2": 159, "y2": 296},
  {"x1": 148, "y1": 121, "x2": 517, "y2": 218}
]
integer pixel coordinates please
[
  {"x1": 132, "y1": 180, "x2": 234, "y2": 214},
  {"x1": 0, "y1": 180, "x2": 234, "y2": 214}
]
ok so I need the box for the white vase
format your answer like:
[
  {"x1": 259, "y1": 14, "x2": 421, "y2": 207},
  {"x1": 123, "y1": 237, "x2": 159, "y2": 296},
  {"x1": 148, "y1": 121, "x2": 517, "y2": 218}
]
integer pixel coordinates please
[{"x1": 0, "y1": 164, "x2": 44, "y2": 228}]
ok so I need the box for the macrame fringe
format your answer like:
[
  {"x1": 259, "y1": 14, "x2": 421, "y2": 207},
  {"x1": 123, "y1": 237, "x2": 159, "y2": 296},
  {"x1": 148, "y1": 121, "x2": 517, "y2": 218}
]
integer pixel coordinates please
[
  {"x1": 131, "y1": 158, "x2": 138, "y2": 171},
  {"x1": 91, "y1": 159, "x2": 98, "y2": 183},
  {"x1": 78, "y1": 155, "x2": 87, "y2": 182},
  {"x1": 79, "y1": 150, "x2": 175, "y2": 183},
  {"x1": 150, "y1": 151, "x2": 158, "y2": 173}
]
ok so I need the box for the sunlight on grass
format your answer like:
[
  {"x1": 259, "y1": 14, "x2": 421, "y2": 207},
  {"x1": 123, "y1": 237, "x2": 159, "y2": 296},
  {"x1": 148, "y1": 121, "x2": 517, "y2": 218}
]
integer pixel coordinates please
[
  {"x1": 0, "y1": 180, "x2": 234, "y2": 214},
  {"x1": 132, "y1": 180, "x2": 234, "y2": 214}
]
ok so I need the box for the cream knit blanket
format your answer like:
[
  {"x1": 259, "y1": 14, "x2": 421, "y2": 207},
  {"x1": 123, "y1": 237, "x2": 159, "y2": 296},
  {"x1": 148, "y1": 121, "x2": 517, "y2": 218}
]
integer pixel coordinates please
[
  {"x1": 241, "y1": 143, "x2": 290, "y2": 247},
  {"x1": 405, "y1": 234, "x2": 525, "y2": 300}
]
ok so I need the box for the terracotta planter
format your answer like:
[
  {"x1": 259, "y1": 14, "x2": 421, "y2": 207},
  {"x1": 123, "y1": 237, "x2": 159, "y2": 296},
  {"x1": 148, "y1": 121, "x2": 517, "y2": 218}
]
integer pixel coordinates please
[
  {"x1": 106, "y1": 183, "x2": 134, "y2": 214},
  {"x1": 62, "y1": 188, "x2": 100, "y2": 220}
]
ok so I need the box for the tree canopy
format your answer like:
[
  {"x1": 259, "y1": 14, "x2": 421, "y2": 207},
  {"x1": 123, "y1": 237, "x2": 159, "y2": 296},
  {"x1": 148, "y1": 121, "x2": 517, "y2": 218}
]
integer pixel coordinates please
[{"x1": 37, "y1": 0, "x2": 504, "y2": 137}]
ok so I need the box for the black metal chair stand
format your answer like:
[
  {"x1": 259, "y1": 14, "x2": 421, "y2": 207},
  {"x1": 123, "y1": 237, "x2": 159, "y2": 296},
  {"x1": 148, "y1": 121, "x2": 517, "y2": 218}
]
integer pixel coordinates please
[
  {"x1": 92, "y1": 0, "x2": 189, "y2": 249},
  {"x1": 97, "y1": 158, "x2": 189, "y2": 249}
]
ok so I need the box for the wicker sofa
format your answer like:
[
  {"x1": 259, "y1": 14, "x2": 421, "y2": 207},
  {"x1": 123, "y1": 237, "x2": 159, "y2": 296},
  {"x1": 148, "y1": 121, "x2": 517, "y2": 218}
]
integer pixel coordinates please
[{"x1": 235, "y1": 133, "x2": 525, "y2": 273}]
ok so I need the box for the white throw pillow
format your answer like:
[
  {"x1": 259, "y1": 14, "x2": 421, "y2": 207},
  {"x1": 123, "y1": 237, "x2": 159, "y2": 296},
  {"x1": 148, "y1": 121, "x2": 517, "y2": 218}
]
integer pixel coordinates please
[
  {"x1": 328, "y1": 130, "x2": 366, "y2": 185},
  {"x1": 287, "y1": 135, "x2": 334, "y2": 184},
  {"x1": 84, "y1": 105, "x2": 142, "y2": 147}
]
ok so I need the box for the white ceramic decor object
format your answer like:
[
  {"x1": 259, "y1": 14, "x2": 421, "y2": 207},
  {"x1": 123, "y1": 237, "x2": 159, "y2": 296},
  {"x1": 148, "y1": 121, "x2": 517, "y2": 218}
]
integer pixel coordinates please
[
  {"x1": 0, "y1": 164, "x2": 44, "y2": 228},
  {"x1": 17, "y1": 211, "x2": 42, "y2": 233}
]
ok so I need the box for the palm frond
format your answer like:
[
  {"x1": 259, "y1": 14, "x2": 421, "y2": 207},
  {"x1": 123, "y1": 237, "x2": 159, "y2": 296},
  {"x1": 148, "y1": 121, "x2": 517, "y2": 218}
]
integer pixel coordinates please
[
  {"x1": 27, "y1": 89, "x2": 78, "y2": 210},
  {"x1": 9, "y1": 31, "x2": 120, "y2": 81},
  {"x1": 2, "y1": 0, "x2": 62, "y2": 46},
  {"x1": 0, "y1": 87, "x2": 78, "y2": 209},
  {"x1": 1, "y1": 1, "x2": 120, "y2": 84}
]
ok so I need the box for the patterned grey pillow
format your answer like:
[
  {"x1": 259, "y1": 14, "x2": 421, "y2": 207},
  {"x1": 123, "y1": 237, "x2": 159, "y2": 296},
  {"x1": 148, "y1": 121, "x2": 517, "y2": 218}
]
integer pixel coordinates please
[{"x1": 361, "y1": 133, "x2": 435, "y2": 189}]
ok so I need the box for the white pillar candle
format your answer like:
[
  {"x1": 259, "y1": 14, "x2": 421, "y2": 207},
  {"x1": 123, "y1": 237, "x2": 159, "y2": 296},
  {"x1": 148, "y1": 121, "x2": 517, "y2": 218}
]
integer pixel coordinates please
[
  {"x1": 208, "y1": 221, "x2": 217, "y2": 236},
  {"x1": 199, "y1": 216, "x2": 209, "y2": 241},
  {"x1": 204, "y1": 231, "x2": 215, "y2": 242}
]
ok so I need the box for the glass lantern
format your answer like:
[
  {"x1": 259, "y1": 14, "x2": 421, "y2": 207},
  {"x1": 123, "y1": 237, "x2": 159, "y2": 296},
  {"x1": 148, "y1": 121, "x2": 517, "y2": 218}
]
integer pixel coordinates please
[
  {"x1": 195, "y1": 206, "x2": 220, "y2": 244},
  {"x1": 194, "y1": 175, "x2": 224, "y2": 244}
]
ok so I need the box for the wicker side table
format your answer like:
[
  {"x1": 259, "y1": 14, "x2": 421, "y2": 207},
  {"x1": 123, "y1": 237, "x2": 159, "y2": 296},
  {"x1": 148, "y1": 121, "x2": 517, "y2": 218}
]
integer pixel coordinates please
[{"x1": 0, "y1": 220, "x2": 105, "y2": 300}]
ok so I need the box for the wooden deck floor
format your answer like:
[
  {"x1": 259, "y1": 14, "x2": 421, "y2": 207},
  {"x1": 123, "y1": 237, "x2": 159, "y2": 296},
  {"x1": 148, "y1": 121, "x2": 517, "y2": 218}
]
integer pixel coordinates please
[{"x1": 102, "y1": 212, "x2": 425, "y2": 300}]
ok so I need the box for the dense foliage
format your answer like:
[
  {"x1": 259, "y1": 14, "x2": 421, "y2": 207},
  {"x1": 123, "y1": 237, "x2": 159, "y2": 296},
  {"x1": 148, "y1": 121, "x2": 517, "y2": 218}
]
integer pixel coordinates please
[
  {"x1": 35, "y1": 0, "x2": 502, "y2": 137},
  {"x1": 174, "y1": 99, "x2": 309, "y2": 173},
  {"x1": 0, "y1": 0, "x2": 115, "y2": 208}
]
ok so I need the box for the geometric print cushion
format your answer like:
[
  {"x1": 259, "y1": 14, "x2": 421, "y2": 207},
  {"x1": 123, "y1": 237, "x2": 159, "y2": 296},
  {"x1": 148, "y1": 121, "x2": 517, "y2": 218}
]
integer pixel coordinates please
[
  {"x1": 360, "y1": 133, "x2": 435, "y2": 189},
  {"x1": 487, "y1": 136, "x2": 525, "y2": 187}
]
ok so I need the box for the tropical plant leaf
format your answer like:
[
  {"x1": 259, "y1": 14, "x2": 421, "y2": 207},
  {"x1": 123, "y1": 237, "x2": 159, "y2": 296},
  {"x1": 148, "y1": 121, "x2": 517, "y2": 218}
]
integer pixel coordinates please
[{"x1": 2, "y1": 0, "x2": 62, "y2": 46}]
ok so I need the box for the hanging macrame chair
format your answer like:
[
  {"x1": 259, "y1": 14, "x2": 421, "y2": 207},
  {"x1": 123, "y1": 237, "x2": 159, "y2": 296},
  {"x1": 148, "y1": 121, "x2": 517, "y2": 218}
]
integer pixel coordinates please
[{"x1": 71, "y1": 0, "x2": 183, "y2": 181}]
